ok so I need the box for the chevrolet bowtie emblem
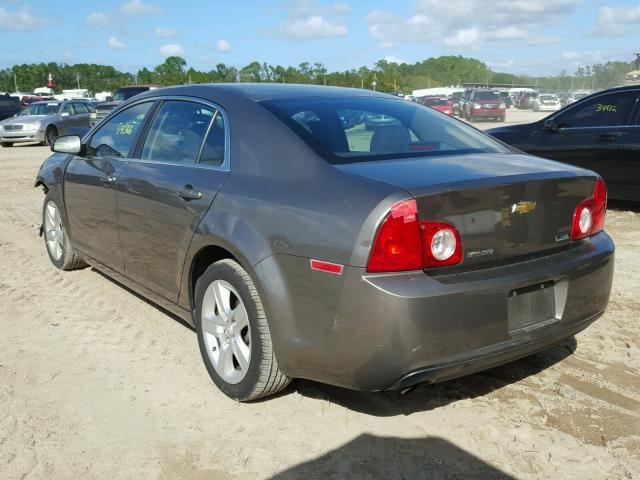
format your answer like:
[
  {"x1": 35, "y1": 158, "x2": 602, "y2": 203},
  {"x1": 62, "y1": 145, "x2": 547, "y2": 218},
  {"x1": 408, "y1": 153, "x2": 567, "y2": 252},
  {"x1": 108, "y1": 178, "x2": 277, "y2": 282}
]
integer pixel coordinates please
[{"x1": 511, "y1": 201, "x2": 537, "y2": 214}]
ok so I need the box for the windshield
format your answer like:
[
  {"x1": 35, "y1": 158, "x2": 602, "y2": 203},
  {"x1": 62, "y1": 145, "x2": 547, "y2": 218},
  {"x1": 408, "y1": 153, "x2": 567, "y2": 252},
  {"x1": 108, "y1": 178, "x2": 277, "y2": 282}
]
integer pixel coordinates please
[
  {"x1": 423, "y1": 98, "x2": 449, "y2": 106},
  {"x1": 474, "y1": 91, "x2": 501, "y2": 100},
  {"x1": 262, "y1": 96, "x2": 510, "y2": 164},
  {"x1": 540, "y1": 95, "x2": 557, "y2": 101},
  {"x1": 19, "y1": 103, "x2": 60, "y2": 116},
  {"x1": 574, "y1": 93, "x2": 588, "y2": 100},
  {"x1": 113, "y1": 87, "x2": 149, "y2": 102}
]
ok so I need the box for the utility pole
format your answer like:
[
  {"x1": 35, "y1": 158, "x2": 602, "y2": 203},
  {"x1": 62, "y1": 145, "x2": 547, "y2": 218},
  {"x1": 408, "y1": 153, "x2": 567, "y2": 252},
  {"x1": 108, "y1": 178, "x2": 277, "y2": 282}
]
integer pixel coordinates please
[
  {"x1": 76, "y1": 73, "x2": 81, "y2": 89},
  {"x1": 13, "y1": 73, "x2": 18, "y2": 93}
]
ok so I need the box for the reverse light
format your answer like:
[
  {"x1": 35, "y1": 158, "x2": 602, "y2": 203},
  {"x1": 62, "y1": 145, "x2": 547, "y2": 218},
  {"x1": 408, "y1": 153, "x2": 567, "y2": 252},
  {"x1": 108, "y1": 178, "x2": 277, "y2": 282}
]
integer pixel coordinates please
[
  {"x1": 367, "y1": 200, "x2": 463, "y2": 272},
  {"x1": 571, "y1": 178, "x2": 607, "y2": 240}
]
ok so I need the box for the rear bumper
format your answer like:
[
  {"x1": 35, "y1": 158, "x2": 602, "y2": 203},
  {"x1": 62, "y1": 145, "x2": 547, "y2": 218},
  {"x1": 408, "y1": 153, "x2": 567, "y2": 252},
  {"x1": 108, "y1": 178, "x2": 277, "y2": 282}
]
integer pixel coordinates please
[{"x1": 261, "y1": 231, "x2": 614, "y2": 391}]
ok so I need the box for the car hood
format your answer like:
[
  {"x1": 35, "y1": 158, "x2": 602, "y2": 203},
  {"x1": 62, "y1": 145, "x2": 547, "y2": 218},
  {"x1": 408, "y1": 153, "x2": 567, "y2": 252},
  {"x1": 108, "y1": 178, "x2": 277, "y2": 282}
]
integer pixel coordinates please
[
  {"x1": 334, "y1": 152, "x2": 589, "y2": 196},
  {"x1": 1, "y1": 114, "x2": 53, "y2": 125}
]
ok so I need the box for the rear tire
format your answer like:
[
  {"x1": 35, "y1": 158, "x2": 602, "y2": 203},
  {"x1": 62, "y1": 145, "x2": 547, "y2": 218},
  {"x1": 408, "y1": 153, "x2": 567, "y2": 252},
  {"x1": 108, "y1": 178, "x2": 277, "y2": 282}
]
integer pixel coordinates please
[
  {"x1": 42, "y1": 125, "x2": 58, "y2": 147},
  {"x1": 42, "y1": 194, "x2": 87, "y2": 270},
  {"x1": 0, "y1": 142, "x2": 13, "y2": 148},
  {"x1": 195, "y1": 259, "x2": 290, "y2": 401}
]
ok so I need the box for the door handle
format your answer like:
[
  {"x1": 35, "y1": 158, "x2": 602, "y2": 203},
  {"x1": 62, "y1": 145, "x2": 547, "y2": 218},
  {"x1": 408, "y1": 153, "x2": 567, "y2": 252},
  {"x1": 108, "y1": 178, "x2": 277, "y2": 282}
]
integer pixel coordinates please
[
  {"x1": 100, "y1": 175, "x2": 116, "y2": 183},
  {"x1": 176, "y1": 186, "x2": 202, "y2": 200}
]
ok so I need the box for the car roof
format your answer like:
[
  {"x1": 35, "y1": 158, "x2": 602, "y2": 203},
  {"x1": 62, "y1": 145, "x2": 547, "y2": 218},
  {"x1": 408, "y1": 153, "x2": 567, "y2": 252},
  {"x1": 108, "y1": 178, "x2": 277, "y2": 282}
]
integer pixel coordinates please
[{"x1": 136, "y1": 83, "x2": 395, "y2": 103}]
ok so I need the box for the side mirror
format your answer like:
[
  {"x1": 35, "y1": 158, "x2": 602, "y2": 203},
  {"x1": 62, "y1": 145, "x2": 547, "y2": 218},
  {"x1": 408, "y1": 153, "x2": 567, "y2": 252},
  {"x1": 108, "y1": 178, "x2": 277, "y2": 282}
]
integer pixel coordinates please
[
  {"x1": 60, "y1": 112, "x2": 70, "y2": 118},
  {"x1": 52, "y1": 135, "x2": 82, "y2": 154},
  {"x1": 543, "y1": 118, "x2": 559, "y2": 131}
]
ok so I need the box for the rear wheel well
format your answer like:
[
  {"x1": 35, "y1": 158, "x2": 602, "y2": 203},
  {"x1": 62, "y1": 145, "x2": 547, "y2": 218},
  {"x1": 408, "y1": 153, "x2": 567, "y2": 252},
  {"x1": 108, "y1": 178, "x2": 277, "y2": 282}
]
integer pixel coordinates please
[{"x1": 189, "y1": 245, "x2": 237, "y2": 309}]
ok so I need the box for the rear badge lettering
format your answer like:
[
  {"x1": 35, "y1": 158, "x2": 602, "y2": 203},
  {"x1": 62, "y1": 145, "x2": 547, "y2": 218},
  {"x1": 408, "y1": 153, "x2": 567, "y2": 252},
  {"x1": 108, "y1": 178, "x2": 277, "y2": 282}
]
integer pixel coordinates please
[{"x1": 467, "y1": 249, "x2": 495, "y2": 258}]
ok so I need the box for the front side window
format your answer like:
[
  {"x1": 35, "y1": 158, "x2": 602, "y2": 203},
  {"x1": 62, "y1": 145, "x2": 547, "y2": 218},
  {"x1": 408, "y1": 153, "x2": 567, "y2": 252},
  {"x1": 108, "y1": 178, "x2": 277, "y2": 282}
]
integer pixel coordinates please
[
  {"x1": 61, "y1": 103, "x2": 73, "y2": 115},
  {"x1": 556, "y1": 92, "x2": 638, "y2": 128},
  {"x1": 262, "y1": 96, "x2": 509, "y2": 164},
  {"x1": 73, "y1": 102, "x2": 89, "y2": 114},
  {"x1": 88, "y1": 102, "x2": 153, "y2": 158},
  {"x1": 140, "y1": 100, "x2": 214, "y2": 164}
]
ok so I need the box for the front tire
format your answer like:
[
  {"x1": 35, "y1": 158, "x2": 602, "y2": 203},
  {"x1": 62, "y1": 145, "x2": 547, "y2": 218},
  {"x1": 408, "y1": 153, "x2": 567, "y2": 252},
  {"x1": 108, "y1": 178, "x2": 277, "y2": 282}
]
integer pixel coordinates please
[
  {"x1": 0, "y1": 142, "x2": 13, "y2": 148},
  {"x1": 42, "y1": 125, "x2": 58, "y2": 147},
  {"x1": 42, "y1": 194, "x2": 87, "y2": 270},
  {"x1": 195, "y1": 259, "x2": 290, "y2": 401}
]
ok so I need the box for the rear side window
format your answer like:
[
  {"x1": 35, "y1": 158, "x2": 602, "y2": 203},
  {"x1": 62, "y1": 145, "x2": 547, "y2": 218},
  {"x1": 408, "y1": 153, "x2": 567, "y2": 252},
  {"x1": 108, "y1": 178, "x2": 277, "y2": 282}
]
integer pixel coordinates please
[
  {"x1": 199, "y1": 113, "x2": 226, "y2": 166},
  {"x1": 557, "y1": 92, "x2": 638, "y2": 128},
  {"x1": 262, "y1": 96, "x2": 508, "y2": 163},
  {"x1": 141, "y1": 100, "x2": 215, "y2": 164},
  {"x1": 88, "y1": 102, "x2": 153, "y2": 158}
]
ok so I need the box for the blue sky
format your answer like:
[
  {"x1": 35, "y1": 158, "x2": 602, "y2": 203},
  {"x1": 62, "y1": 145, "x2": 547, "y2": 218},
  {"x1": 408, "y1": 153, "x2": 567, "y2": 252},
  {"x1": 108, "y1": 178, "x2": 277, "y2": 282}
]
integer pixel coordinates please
[{"x1": 0, "y1": 0, "x2": 638, "y2": 75}]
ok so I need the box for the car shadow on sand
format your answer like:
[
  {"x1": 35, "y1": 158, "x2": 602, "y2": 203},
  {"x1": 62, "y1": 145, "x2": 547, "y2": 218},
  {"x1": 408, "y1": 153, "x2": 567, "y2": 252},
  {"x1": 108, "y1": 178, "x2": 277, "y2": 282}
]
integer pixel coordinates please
[
  {"x1": 267, "y1": 434, "x2": 514, "y2": 479},
  {"x1": 288, "y1": 337, "x2": 576, "y2": 417},
  {"x1": 608, "y1": 199, "x2": 640, "y2": 213}
]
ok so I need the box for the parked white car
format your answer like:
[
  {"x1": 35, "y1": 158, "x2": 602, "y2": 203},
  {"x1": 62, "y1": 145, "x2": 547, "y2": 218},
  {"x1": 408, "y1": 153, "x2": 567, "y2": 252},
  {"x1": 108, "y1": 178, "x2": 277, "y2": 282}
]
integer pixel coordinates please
[{"x1": 532, "y1": 94, "x2": 561, "y2": 112}]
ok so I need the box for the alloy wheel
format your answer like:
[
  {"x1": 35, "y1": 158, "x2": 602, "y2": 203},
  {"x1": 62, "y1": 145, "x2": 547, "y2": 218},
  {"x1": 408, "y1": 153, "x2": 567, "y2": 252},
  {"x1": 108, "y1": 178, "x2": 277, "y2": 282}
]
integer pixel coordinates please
[
  {"x1": 44, "y1": 201, "x2": 64, "y2": 261},
  {"x1": 201, "y1": 280, "x2": 251, "y2": 384}
]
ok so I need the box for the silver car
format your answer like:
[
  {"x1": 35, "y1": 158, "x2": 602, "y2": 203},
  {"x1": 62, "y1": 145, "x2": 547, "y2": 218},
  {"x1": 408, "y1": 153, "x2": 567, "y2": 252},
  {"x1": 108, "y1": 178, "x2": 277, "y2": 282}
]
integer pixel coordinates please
[{"x1": 0, "y1": 100, "x2": 92, "y2": 147}]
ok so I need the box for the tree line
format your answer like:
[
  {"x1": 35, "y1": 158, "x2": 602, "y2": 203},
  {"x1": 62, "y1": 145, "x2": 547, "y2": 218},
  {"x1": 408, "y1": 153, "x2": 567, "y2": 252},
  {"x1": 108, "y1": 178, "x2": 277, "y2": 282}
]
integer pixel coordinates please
[{"x1": 0, "y1": 55, "x2": 634, "y2": 95}]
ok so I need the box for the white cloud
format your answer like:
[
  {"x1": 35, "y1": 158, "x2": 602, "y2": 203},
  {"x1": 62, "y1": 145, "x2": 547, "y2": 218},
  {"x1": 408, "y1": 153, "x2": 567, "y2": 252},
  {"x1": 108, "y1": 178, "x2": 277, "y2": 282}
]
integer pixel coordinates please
[
  {"x1": 160, "y1": 43, "x2": 185, "y2": 57},
  {"x1": 86, "y1": 12, "x2": 112, "y2": 27},
  {"x1": 366, "y1": 0, "x2": 581, "y2": 50},
  {"x1": 528, "y1": 35, "x2": 563, "y2": 46},
  {"x1": 108, "y1": 36, "x2": 127, "y2": 50},
  {"x1": 283, "y1": 15, "x2": 347, "y2": 39},
  {"x1": 217, "y1": 39, "x2": 232, "y2": 52},
  {"x1": 383, "y1": 55, "x2": 409, "y2": 65},
  {"x1": 560, "y1": 50, "x2": 606, "y2": 66},
  {"x1": 594, "y1": 5, "x2": 640, "y2": 37},
  {"x1": 119, "y1": 0, "x2": 162, "y2": 15},
  {"x1": 0, "y1": 6, "x2": 44, "y2": 31},
  {"x1": 277, "y1": 0, "x2": 349, "y2": 41},
  {"x1": 330, "y1": 2, "x2": 351, "y2": 14},
  {"x1": 155, "y1": 27, "x2": 179, "y2": 38}
]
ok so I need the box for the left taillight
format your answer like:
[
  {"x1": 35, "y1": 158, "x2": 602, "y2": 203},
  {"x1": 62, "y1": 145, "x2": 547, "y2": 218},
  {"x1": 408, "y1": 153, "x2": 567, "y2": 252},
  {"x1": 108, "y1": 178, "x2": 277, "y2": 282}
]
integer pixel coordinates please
[
  {"x1": 571, "y1": 178, "x2": 607, "y2": 240},
  {"x1": 367, "y1": 199, "x2": 463, "y2": 273}
]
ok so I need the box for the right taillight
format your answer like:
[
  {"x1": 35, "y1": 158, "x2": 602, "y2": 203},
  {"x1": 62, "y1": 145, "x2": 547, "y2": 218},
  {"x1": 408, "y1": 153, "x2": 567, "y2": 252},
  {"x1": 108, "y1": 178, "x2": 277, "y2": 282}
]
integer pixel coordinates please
[
  {"x1": 571, "y1": 178, "x2": 607, "y2": 240},
  {"x1": 367, "y1": 199, "x2": 463, "y2": 273}
]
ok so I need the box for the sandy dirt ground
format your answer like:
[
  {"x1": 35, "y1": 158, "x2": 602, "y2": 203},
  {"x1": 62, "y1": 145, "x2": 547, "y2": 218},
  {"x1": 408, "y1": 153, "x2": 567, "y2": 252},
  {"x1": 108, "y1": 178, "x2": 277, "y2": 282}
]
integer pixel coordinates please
[{"x1": 1, "y1": 110, "x2": 639, "y2": 479}]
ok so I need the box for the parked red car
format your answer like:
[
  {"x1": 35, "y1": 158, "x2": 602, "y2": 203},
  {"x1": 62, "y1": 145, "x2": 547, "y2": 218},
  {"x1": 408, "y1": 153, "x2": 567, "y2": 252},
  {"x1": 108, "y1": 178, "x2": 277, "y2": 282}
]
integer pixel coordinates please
[
  {"x1": 418, "y1": 96, "x2": 453, "y2": 116},
  {"x1": 463, "y1": 90, "x2": 506, "y2": 122}
]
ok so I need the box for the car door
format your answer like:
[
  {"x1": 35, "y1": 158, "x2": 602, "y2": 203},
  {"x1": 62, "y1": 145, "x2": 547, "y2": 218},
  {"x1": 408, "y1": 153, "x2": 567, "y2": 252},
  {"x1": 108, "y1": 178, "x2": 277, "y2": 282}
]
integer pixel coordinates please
[
  {"x1": 64, "y1": 101, "x2": 156, "y2": 271},
  {"x1": 116, "y1": 98, "x2": 229, "y2": 302},
  {"x1": 70, "y1": 102, "x2": 91, "y2": 129},
  {"x1": 613, "y1": 93, "x2": 640, "y2": 200},
  {"x1": 57, "y1": 102, "x2": 75, "y2": 132},
  {"x1": 527, "y1": 90, "x2": 639, "y2": 180}
]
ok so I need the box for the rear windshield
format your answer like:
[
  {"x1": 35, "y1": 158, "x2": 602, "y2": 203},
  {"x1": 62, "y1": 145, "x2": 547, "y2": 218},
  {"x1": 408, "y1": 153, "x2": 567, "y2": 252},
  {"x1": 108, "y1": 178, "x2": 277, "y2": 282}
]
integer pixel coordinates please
[
  {"x1": 0, "y1": 97, "x2": 18, "y2": 108},
  {"x1": 474, "y1": 91, "x2": 501, "y2": 100},
  {"x1": 540, "y1": 95, "x2": 557, "y2": 101},
  {"x1": 113, "y1": 87, "x2": 149, "y2": 102},
  {"x1": 422, "y1": 98, "x2": 449, "y2": 106},
  {"x1": 261, "y1": 96, "x2": 509, "y2": 164}
]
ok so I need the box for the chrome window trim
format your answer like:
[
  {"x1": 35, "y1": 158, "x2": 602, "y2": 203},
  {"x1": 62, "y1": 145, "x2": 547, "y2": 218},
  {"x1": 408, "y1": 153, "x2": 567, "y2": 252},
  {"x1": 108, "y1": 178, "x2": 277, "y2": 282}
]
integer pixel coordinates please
[{"x1": 125, "y1": 95, "x2": 231, "y2": 172}]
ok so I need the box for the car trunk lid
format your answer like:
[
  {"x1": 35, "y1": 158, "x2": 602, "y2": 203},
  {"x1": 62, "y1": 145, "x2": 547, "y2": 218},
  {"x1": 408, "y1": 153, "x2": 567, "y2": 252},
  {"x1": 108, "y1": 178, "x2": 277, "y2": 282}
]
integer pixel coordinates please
[{"x1": 336, "y1": 153, "x2": 598, "y2": 271}]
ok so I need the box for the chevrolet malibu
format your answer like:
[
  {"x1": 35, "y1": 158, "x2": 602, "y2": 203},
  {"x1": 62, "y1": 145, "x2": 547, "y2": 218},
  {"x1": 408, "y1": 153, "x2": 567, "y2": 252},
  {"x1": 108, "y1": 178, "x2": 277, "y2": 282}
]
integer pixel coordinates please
[{"x1": 35, "y1": 84, "x2": 614, "y2": 401}]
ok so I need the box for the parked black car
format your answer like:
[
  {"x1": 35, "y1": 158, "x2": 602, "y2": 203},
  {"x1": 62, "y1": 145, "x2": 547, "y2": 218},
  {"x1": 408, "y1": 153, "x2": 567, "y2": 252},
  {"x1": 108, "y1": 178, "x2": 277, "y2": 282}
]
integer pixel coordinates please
[
  {"x1": 90, "y1": 85, "x2": 159, "y2": 127},
  {"x1": 37, "y1": 84, "x2": 614, "y2": 401},
  {"x1": 0, "y1": 94, "x2": 21, "y2": 121},
  {"x1": 488, "y1": 85, "x2": 640, "y2": 201}
]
